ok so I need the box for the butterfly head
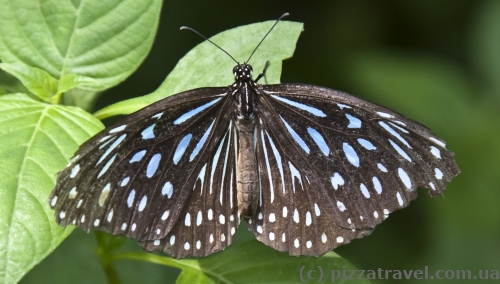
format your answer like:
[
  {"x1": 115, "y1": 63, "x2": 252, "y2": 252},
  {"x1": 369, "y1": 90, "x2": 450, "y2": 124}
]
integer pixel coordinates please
[{"x1": 233, "y1": 63, "x2": 253, "y2": 82}]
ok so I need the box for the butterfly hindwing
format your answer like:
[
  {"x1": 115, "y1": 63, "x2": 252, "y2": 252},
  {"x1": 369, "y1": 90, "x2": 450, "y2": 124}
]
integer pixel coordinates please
[
  {"x1": 244, "y1": 83, "x2": 459, "y2": 256},
  {"x1": 50, "y1": 87, "x2": 241, "y2": 258}
]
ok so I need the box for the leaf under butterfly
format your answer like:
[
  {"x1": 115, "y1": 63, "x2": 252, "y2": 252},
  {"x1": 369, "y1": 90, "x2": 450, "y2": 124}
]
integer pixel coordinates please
[
  {"x1": 0, "y1": 93, "x2": 103, "y2": 284},
  {"x1": 93, "y1": 20, "x2": 304, "y2": 119}
]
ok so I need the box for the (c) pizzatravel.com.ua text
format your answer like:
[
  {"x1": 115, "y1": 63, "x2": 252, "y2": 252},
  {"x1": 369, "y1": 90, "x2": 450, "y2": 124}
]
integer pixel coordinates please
[{"x1": 299, "y1": 266, "x2": 499, "y2": 282}]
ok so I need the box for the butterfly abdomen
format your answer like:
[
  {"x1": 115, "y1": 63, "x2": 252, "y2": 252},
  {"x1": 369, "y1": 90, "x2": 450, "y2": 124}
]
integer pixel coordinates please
[{"x1": 236, "y1": 117, "x2": 259, "y2": 217}]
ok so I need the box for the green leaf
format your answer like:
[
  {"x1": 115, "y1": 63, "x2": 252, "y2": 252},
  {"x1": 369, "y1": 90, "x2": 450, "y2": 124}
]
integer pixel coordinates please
[
  {"x1": 52, "y1": 74, "x2": 101, "y2": 104},
  {"x1": 0, "y1": 63, "x2": 57, "y2": 101},
  {"x1": 94, "y1": 20, "x2": 304, "y2": 119},
  {"x1": 0, "y1": 93, "x2": 103, "y2": 284},
  {"x1": 57, "y1": 74, "x2": 100, "y2": 95},
  {"x1": 112, "y1": 240, "x2": 369, "y2": 284},
  {"x1": 0, "y1": 68, "x2": 31, "y2": 95},
  {"x1": 0, "y1": 0, "x2": 162, "y2": 92}
]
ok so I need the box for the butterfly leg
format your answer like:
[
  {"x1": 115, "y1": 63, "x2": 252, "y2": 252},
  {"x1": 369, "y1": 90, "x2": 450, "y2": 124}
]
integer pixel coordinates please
[{"x1": 255, "y1": 60, "x2": 270, "y2": 83}]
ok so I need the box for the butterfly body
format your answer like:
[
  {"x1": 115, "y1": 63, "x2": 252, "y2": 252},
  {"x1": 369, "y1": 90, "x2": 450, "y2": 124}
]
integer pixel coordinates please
[
  {"x1": 49, "y1": 28, "x2": 459, "y2": 259},
  {"x1": 233, "y1": 63, "x2": 260, "y2": 217}
]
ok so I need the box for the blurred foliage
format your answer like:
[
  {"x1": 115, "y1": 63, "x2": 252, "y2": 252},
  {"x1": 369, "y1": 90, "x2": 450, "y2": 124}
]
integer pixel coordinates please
[{"x1": 18, "y1": 0, "x2": 499, "y2": 283}]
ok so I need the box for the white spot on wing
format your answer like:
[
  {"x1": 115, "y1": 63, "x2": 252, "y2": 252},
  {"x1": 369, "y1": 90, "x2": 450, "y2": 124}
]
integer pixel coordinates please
[
  {"x1": 97, "y1": 134, "x2": 126, "y2": 165},
  {"x1": 331, "y1": 172, "x2": 344, "y2": 190},
  {"x1": 98, "y1": 153, "x2": 117, "y2": 178},
  {"x1": 398, "y1": 168, "x2": 412, "y2": 189},
  {"x1": 161, "y1": 210, "x2": 170, "y2": 220},
  {"x1": 70, "y1": 164, "x2": 80, "y2": 178},
  {"x1": 307, "y1": 127, "x2": 330, "y2": 155},
  {"x1": 314, "y1": 203, "x2": 321, "y2": 216},
  {"x1": 379, "y1": 121, "x2": 411, "y2": 148},
  {"x1": 343, "y1": 142, "x2": 360, "y2": 167},
  {"x1": 138, "y1": 196, "x2": 147, "y2": 211},
  {"x1": 345, "y1": 113, "x2": 362, "y2": 128},
  {"x1": 51, "y1": 196, "x2": 58, "y2": 206},
  {"x1": 396, "y1": 192, "x2": 404, "y2": 206},
  {"x1": 435, "y1": 168, "x2": 443, "y2": 179},
  {"x1": 389, "y1": 139, "x2": 412, "y2": 162},
  {"x1": 337, "y1": 103, "x2": 351, "y2": 109},
  {"x1": 429, "y1": 182, "x2": 436, "y2": 190},
  {"x1": 265, "y1": 131, "x2": 285, "y2": 194},
  {"x1": 261, "y1": 130, "x2": 275, "y2": 203},
  {"x1": 357, "y1": 138, "x2": 377, "y2": 150},
  {"x1": 280, "y1": 116, "x2": 310, "y2": 154},
  {"x1": 337, "y1": 201, "x2": 346, "y2": 212},
  {"x1": 190, "y1": 120, "x2": 216, "y2": 161},
  {"x1": 174, "y1": 99, "x2": 221, "y2": 125},
  {"x1": 430, "y1": 137, "x2": 446, "y2": 148},
  {"x1": 120, "y1": 177, "x2": 130, "y2": 187},
  {"x1": 109, "y1": 125, "x2": 126, "y2": 133},
  {"x1": 146, "y1": 154, "x2": 161, "y2": 178},
  {"x1": 162, "y1": 182, "x2": 173, "y2": 198},
  {"x1": 271, "y1": 95, "x2": 326, "y2": 117},
  {"x1": 372, "y1": 176, "x2": 382, "y2": 194},
  {"x1": 130, "y1": 150, "x2": 146, "y2": 163},
  {"x1": 173, "y1": 134, "x2": 192, "y2": 164},
  {"x1": 197, "y1": 211, "x2": 202, "y2": 226},
  {"x1": 321, "y1": 233, "x2": 327, "y2": 243},
  {"x1": 360, "y1": 183, "x2": 370, "y2": 198},
  {"x1": 377, "y1": 111, "x2": 393, "y2": 118},
  {"x1": 288, "y1": 162, "x2": 303, "y2": 193},
  {"x1": 305, "y1": 211, "x2": 312, "y2": 226},
  {"x1": 293, "y1": 209, "x2": 299, "y2": 223},
  {"x1": 68, "y1": 187, "x2": 77, "y2": 199},
  {"x1": 141, "y1": 124, "x2": 156, "y2": 140},
  {"x1": 99, "y1": 183, "x2": 111, "y2": 206},
  {"x1": 430, "y1": 146, "x2": 441, "y2": 159},
  {"x1": 377, "y1": 163, "x2": 388, "y2": 172},
  {"x1": 127, "y1": 190, "x2": 135, "y2": 208}
]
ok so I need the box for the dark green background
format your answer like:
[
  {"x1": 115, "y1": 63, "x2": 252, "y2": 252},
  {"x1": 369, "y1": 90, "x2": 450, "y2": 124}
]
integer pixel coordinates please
[{"x1": 21, "y1": 0, "x2": 500, "y2": 283}]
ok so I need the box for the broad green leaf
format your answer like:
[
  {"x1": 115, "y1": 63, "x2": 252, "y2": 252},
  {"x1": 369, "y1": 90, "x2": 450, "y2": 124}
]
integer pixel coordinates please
[
  {"x1": 52, "y1": 74, "x2": 100, "y2": 104},
  {"x1": 57, "y1": 74, "x2": 100, "y2": 96},
  {"x1": 112, "y1": 240, "x2": 369, "y2": 284},
  {"x1": 63, "y1": 89, "x2": 102, "y2": 113},
  {"x1": 0, "y1": 68, "x2": 31, "y2": 95},
  {"x1": 0, "y1": 63, "x2": 57, "y2": 101},
  {"x1": 0, "y1": 93, "x2": 103, "y2": 284},
  {"x1": 94, "y1": 21, "x2": 304, "y2": 119},
  {"x1": 0, "y1": 0, "x2": 162, "y2": 92}
]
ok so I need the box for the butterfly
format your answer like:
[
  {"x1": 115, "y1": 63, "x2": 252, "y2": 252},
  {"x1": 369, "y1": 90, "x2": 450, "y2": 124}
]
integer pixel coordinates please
[{"x1": 49, "y1": 13, "x2": 460, "y2": 259}]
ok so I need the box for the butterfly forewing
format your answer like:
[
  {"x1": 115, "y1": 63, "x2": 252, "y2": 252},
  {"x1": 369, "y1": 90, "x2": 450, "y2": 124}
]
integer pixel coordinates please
[
  {"x1": 140, "y1": 118, "x2": 240, "y2": 258},
  {"x1": 243, "y1": 84, "x2": 459, "y2": 256},
  {"x1": 50, "y1": 87, "x2": 241, "y2": 253}
]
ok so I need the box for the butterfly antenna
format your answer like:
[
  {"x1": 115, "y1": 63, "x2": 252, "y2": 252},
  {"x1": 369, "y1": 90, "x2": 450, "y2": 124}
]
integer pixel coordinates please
[
  {"x1": 245, "y1": 12, "x2": 290, "y2": 64},
  {"x1": 180, "y1": 26, "x2": 239, "y2": 64}
]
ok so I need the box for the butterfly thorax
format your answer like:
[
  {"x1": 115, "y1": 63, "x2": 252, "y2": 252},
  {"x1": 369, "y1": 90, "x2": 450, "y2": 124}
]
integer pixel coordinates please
[{"x1": 232, "y1": 63, "x2": 260, "y2": 217}]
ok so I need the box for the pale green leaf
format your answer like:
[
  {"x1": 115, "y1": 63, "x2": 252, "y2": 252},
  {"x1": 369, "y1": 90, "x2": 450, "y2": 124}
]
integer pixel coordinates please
[
  {"x1": 0, "y1": 0, "x2": 162, "y2": 91},
  {"x1": 113, "y1": 240, "x2": 369, "y2": 284},
  {"x1": 0, "y1": 63, "x2": 57, "y2": 101},
  {"x1": 94, "y1": 21, "x2": 304, "y2": 119},
  {"x1": 57, "y1": 74, "x2": 100, "y2": 95},
  {"x1": 0, "y1": 93, "x2": 103, "y2": 284}
]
